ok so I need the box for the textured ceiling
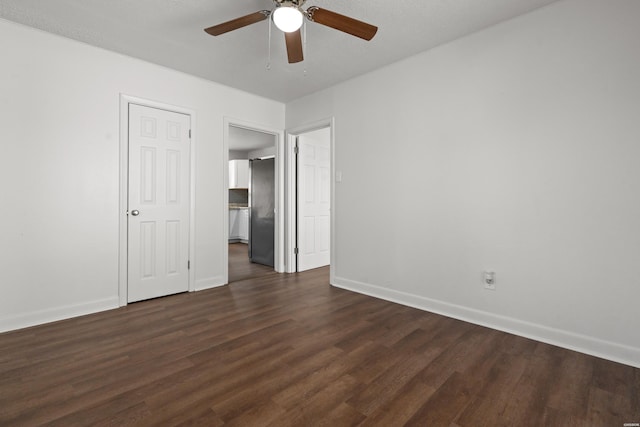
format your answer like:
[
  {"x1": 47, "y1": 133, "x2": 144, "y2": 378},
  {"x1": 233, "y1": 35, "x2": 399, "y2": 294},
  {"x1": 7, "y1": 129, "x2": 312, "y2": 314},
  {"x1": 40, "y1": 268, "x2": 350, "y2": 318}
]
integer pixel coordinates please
[{"x1": 0, "y1": 0, "x2": 560, "y2": 102}]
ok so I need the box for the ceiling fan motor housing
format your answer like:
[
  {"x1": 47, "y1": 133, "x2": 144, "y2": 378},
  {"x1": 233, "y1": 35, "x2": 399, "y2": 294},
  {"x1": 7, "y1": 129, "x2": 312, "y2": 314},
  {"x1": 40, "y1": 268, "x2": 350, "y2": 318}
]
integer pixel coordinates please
[{"x1": 274, "y1": 0, "x2": 307, "y2": 8}]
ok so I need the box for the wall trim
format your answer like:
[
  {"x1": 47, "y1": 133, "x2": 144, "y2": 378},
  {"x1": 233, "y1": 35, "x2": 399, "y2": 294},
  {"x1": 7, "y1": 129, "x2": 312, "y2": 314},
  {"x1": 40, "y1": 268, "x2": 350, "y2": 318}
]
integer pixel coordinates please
[
  {"x1": 0, "y1": 297, "x2": 119, "y2": 334},
  {"x1": 331, "y1": 276, "x2": 640, "y2": 369},
  {"x1": 195, "y1": 275, "x2": 227, "y2": 291}
]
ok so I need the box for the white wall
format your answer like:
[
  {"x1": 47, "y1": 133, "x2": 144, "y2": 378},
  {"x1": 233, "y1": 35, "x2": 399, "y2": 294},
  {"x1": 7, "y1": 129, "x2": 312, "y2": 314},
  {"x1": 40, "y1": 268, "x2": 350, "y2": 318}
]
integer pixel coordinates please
[
  {"x1": 0, "y1": 19, "x2": 284, "y2": 332},
  {"x1": 286, "y1": 0, "x2": 640, "y2": 367}
]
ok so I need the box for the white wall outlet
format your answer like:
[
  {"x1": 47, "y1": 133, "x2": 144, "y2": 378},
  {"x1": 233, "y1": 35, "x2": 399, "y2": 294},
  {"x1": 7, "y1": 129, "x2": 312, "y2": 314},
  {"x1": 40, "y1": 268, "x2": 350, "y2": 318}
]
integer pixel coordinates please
[{"x1": 484, "y1": 271, "x2": 496, "y2": 290}]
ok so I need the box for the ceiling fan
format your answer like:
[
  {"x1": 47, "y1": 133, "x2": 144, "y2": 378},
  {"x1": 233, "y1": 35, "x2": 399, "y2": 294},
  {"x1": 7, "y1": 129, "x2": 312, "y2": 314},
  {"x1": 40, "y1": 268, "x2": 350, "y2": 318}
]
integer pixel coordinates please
[{"x1": 204, "y1": 0, "x2": 378, "y2": 64}]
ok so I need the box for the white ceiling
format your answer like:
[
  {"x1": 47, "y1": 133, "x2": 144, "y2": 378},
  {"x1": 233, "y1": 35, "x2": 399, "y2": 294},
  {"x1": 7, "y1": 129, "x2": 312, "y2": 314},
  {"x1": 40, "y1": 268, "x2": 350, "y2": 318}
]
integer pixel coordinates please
[{"x1": 0, "y1": 0, "x2": 560, "y2": 102}]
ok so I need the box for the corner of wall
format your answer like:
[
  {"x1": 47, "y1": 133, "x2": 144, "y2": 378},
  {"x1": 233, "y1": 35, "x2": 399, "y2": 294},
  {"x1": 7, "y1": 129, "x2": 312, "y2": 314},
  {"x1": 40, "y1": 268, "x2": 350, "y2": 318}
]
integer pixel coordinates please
[
  {"x1": 194, "y1": 275, "x2": 227, "y2": 292},
  {"x1": 331, "y1": 275, "x2": 640, "y2": 369}
]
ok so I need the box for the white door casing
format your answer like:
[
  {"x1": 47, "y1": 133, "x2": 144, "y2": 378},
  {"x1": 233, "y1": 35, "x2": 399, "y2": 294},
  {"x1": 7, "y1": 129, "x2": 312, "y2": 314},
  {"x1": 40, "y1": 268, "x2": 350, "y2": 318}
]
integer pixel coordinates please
[
  {"x1": 297, "y1": 129, "x2": 331, "y2": 271},
  {"x1": 223, "y1": 117, "x2": 285, "y2": 284},
  {"x1": 127, "y1": 104, "x2": 191, "y2": 302}
]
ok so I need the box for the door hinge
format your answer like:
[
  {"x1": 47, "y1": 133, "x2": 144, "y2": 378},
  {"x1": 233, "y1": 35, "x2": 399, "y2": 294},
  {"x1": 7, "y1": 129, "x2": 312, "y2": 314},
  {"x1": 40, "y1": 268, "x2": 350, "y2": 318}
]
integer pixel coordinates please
[
  {"x1": 188, "y1": 129, "x2": 192, "y2": 139},
  {"x1": 294, "y1": 248, "x2": 299, "y2": 255},
  {"x1": 187, "y1": 260, "x2": 191, "y2": 270},
  {"x1": 294, "y1": 145, "x2": 299, "y2": 155}
]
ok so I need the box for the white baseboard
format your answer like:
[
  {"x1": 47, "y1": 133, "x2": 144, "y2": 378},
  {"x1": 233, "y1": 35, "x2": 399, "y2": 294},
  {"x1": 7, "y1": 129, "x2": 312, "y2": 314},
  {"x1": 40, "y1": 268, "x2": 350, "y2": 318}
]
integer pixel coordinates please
[
  {"x1": 228, "y1": 239, "x2": 249, "y2": 244},
  {"x1": 0, "y1": 297, "x2": 119, "y2": 334},
  {"x1": 1, "y1": 275, "x2": 229, "y2": 333},
  {"x1": 195, "y1": 275, "x2": 227, "y2": 291},
  {"x1": 332, "y1": 276, "x2": 640, "y2": 369}
]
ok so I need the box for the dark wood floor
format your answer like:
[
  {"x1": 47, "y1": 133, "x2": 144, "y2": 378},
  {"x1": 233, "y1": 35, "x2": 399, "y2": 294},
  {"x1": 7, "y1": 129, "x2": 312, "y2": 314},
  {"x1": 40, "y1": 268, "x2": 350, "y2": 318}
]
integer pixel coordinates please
[
  {"x1": 1, "y1": 251, "x2": 638, "y2": 426},
  {"x1": 228, "y1": 242, "x2": 275, "y2": 283}
]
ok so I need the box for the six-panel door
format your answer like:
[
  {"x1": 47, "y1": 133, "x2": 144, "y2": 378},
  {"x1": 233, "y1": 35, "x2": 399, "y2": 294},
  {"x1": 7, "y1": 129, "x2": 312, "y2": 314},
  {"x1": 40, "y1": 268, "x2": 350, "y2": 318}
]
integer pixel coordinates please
[
  {"x1": 127, "y1": 104, "x2": 190, "y2": 302},
  {"x1": 297, "y1": 131, "x2": 330, "y2": 271}
]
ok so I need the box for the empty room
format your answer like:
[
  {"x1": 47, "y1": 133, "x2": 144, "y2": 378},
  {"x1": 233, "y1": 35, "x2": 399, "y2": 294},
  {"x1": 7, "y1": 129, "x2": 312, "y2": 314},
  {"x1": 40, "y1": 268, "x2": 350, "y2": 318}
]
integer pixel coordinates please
[{"x1": 1, "y1": 0, "x2": 639, "y2": 425}]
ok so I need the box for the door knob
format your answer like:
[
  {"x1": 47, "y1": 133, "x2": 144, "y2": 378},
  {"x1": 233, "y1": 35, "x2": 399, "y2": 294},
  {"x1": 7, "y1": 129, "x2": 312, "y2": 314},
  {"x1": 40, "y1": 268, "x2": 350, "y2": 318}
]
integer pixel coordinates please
[{"x1": 130, "y1": 210, "x2": 140, "y2": 216}]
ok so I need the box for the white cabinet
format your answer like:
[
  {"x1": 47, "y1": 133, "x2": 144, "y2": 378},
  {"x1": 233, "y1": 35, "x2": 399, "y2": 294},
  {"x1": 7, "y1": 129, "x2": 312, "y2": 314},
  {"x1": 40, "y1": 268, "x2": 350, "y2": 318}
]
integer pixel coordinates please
[
  {"x1": 229, "y1": 208, "x2": 249, "y2": 242},
  {"x1": 238, "y1": 208, "x2": 249, "y2": 242},
  {"x1": 229, "y1": 209, "x2": 240, "y2": 240},
  {"x1": 229, "y1": 159, "x2": 249, "y2": 189}
]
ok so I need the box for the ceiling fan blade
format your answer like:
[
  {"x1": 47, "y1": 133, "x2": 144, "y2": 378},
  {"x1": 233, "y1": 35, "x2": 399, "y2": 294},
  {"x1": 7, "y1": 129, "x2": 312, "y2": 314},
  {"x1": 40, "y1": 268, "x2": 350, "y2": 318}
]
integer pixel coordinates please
[
  {"x1": 284, "y1": 29, "x2": 304, "y2": 64},
  {"x1": 204, "y1": 10, "x2": 270, "y2": 36},
  {"x1": 306, "y1": 7, "x2": 377, "y2": 41}
]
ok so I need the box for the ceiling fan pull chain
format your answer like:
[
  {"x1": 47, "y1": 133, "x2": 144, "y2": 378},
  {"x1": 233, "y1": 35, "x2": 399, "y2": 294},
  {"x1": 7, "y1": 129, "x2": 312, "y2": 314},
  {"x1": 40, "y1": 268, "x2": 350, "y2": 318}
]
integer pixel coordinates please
[
  {"x1": 266, "y1": 15, "x2": 272, "y2": 70},
  {"x1": 303, "y1": 20, "x2": 307, "y2": 77}
]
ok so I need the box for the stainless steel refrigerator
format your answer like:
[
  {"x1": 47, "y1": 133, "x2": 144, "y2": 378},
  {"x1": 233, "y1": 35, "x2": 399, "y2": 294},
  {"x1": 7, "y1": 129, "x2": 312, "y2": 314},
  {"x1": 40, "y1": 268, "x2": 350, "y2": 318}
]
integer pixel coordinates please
[{"x1": 249, "y1": 157, "x2": 275, "y2": 267}]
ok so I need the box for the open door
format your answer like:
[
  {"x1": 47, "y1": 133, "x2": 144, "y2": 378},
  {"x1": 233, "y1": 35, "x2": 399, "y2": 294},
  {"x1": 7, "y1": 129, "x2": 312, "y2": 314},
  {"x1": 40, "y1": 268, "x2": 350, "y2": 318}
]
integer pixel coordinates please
[{"x1": 296, "y1": 128, "x2": 331, "y2": 271}]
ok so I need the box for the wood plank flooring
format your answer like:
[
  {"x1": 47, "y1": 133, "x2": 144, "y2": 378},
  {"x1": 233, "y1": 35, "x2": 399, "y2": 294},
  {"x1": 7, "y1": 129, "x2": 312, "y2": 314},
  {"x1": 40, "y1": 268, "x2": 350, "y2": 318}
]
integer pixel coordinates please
[
  {"x1": 1, "y1": 249, "x2": 638, "y2": 425},
  {"x1": 228, "y1": 243, "x2": 275, "y2": 283}
]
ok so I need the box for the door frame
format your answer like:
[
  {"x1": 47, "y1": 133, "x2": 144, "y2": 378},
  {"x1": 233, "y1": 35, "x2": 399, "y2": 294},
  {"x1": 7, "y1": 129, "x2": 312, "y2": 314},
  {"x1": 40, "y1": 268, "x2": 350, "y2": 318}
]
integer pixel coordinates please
[
  {"x1": 118, "y1": 94, "x2": 197, "y2": 307},
  {"x1": 284, "y1": 118, "x2": 335, "y2": 279},
  {"x1": 223, "y1": 117, "x2": 285, "y2": 284}
]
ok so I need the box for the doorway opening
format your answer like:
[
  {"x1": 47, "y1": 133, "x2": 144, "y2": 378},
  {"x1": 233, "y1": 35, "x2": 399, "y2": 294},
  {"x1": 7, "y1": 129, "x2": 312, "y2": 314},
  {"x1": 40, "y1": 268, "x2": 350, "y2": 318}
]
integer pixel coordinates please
[{"x1": 226, "y1": 123, "x2": 282, "y2": 284}]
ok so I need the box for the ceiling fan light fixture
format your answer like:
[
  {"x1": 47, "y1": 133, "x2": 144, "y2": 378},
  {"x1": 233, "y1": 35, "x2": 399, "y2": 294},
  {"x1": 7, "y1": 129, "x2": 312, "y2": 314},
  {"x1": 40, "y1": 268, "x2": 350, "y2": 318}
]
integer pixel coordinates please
[
  {"x1": 272, "y1": 5, "x2": 303, "y2": 33},
  {"x1": 204, "y1": 1, "x2": 378, "y2": 64}
]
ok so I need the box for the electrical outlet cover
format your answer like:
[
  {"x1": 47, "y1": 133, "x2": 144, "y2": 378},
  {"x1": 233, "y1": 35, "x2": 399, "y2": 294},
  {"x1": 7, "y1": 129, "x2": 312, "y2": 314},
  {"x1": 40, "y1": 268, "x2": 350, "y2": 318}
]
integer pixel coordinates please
[{"x1": 483, "y1": 271, "x2": 496, "y2": 290}]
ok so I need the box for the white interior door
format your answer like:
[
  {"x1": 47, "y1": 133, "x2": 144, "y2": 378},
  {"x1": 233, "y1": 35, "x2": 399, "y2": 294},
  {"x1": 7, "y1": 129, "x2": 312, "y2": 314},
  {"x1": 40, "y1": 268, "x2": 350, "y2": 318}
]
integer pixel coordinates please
[
  {"x1": 128, "y1": 104, "x2": 191, "y2": 302},
  {"x1": 297, "y1": 128, "x2": 331, "y2": 271}
]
